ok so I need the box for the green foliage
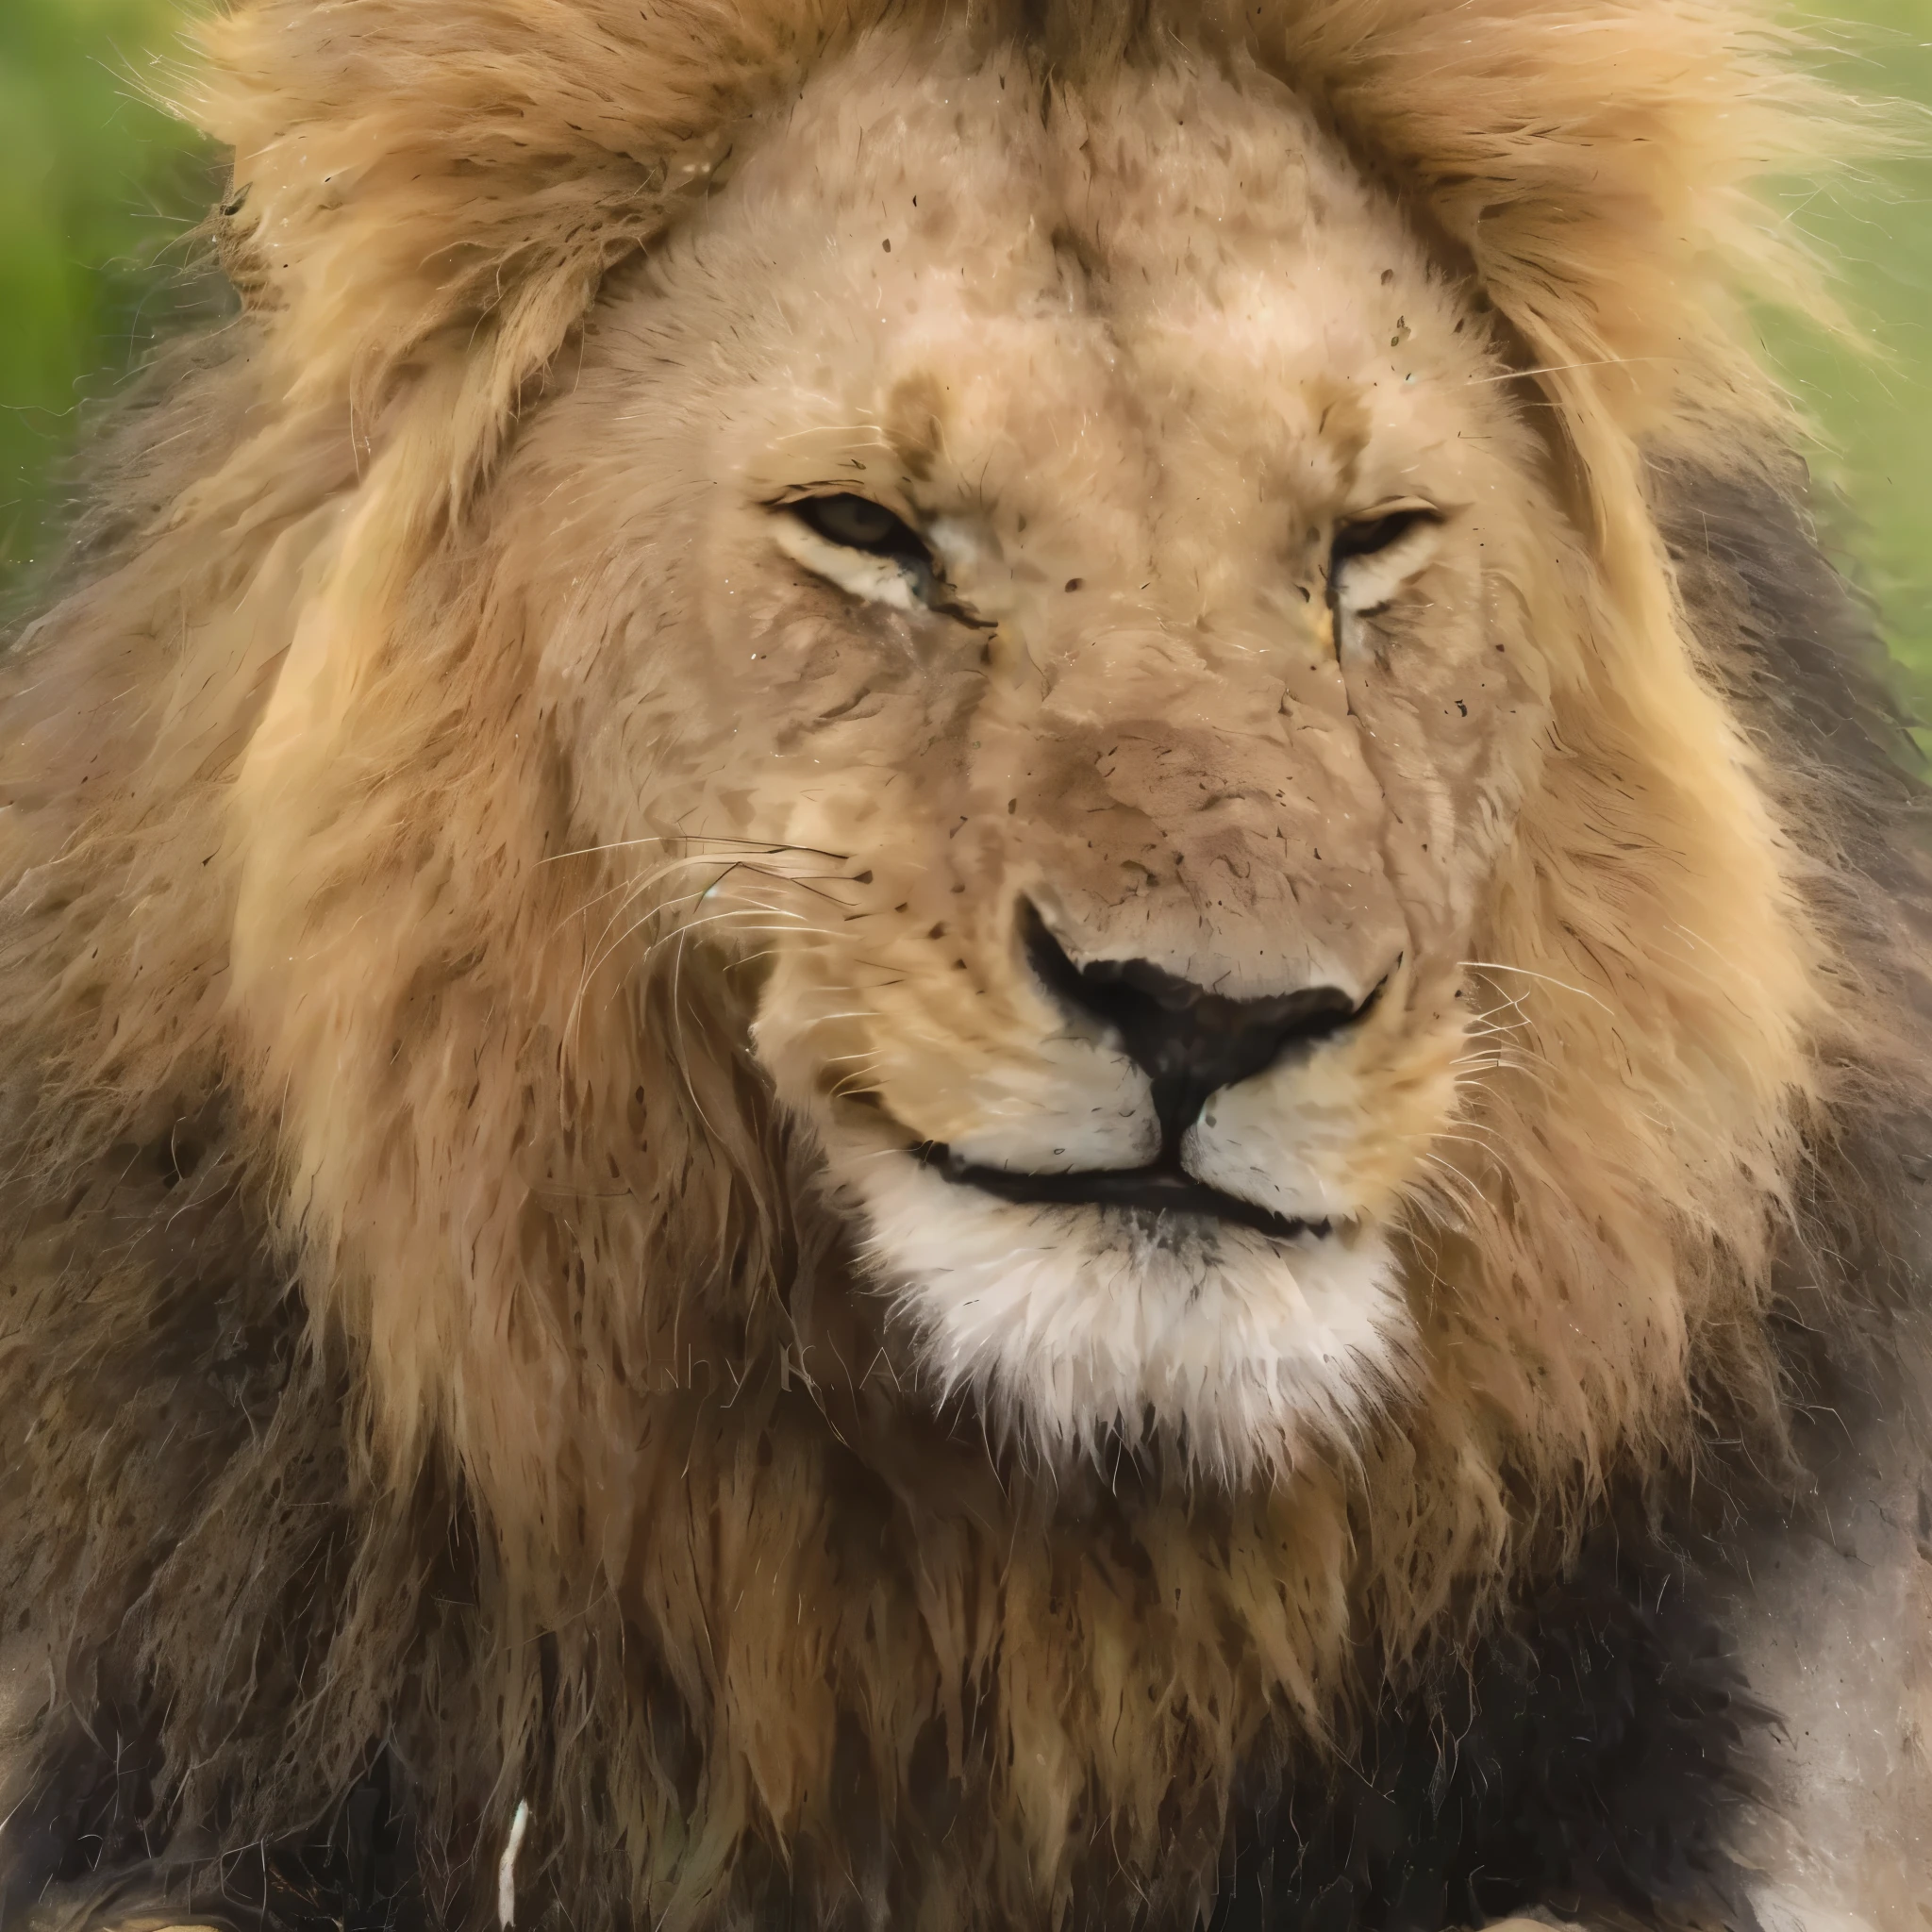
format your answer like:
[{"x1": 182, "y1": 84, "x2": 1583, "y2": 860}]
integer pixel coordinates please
[
  {"x1": 1769, "y1": 1, "x2": 1932, "y2": 718},
  {"x1": 2, "y1": 0, "x2": 1927, "y2": 720},
  {"x1": 0, "y1": 0, "x2": 207, "y2": 577}
]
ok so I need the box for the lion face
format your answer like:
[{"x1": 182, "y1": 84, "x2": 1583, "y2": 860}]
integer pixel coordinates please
[{"x1": 508, "y1": 33, "x2": 1562, "y2": 1474}]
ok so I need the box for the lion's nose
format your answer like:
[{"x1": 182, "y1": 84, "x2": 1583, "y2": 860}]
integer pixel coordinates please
[{"x1": 1021, "y1": 902, "x2": 1376, "y2": 1146}]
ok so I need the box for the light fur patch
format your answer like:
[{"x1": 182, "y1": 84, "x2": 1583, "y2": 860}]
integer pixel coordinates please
[{"x1": 828, "y1": 1140, "x2": 1409, "y2": 1477}]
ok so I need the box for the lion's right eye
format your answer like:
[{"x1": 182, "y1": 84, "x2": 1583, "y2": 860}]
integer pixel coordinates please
[
  {"x1": 1325, "y1": 497, "x2": 1445, "y2": 640},
  {"x1": 774, "y1": 491, "x2": 945, "y2": 614},
  {"x1": 791, "y1": 494, "x2": 929, "y2": 562},
  {"x1": 1330, "y1": 502, "x2": 1440, "y2": 569}
]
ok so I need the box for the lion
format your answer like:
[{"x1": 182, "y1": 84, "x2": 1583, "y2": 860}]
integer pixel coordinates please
[{"x1": 0, "y1": 0, "x2": 1927, "y2": 1926}]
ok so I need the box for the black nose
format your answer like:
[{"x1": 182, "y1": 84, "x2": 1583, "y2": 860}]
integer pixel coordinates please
[{"x1": 1021, "y1": 903, "x2": 1374, "y2": 1145}]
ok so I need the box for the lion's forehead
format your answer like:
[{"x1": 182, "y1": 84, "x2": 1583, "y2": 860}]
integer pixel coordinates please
[{"x1": 694, "y1": 31, "x2": 1504, "y2": 516}]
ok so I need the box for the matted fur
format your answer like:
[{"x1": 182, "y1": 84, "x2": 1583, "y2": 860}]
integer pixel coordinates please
[{"x1": 0, "y1": 2, "x2": 1921, "y2": 1929}]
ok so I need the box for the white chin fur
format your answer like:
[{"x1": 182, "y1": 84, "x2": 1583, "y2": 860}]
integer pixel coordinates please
[{"x1": 830, "y1": 1141, "x2": 1413, "y2": 1479}]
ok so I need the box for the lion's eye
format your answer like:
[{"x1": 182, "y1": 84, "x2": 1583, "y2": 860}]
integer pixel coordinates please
[
  {"x1": 1325, "y1": 499, "x2": 1444, "y2": 641},
  {"x1": 775, "y1": 491, "x2": 950, "y2": 615},
  {"x1": 791, "y1": 494, "x2": 928, "y2": 561},
  {"x1": 1331, "y1": 503, "x2": 1439, "y2": 568}
]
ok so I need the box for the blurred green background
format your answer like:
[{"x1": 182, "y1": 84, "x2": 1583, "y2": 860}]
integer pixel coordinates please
[
  {"x1": 2, "y1": 0, "x2": 1927, "y2": 720},
  {"x1": 0, "y1": 0, "x2": 208, "y2": 581}
]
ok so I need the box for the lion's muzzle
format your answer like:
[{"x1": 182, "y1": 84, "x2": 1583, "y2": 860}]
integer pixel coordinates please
[
  {"x1": 909, "y1": 900, "x2": 1379, "y2": 1239},
  {"x1": 1019, "y1": 902, "x2": 1376, "y2": 1141}
]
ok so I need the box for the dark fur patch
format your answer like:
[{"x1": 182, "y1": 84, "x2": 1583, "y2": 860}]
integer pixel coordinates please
[
  {"x1": 1212, "y1": 1536, "x2": 1768, "y2": 1932},
  {"x1": 13, "y1": 1533, "x2": 1770, "y2": 1932}
]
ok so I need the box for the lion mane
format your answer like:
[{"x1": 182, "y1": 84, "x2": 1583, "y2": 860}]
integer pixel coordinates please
[{"x1": 0, "y1": 2, "x2": 1926, "y2": 1929}]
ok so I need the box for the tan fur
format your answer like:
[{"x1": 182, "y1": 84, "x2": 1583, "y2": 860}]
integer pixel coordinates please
[{"x1": 0, "y1": 2, "x2": 1890, "y2": 1927}]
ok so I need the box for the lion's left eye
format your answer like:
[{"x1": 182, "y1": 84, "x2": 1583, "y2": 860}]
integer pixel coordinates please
[
  {"x1": 791, "y1": 494, "x2": 930, "y2": 562},
  {"x1": 774, "y1": 491, "x2": 945, "y2": 614}
]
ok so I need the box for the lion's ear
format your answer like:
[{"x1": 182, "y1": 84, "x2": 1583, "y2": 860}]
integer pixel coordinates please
[{"x1": 209, "y1": 188, "x2": 276, "y2": 317}]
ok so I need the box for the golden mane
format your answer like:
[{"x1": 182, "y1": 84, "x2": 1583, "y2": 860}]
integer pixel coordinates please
[{"x1": 0, "y1": 3, "x2": 1907, "y2": 1928}]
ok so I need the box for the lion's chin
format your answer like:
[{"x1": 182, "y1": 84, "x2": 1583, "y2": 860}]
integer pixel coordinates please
[{"x1": 833, "y1": 1141, "x2": 1413, "y2": 1479}]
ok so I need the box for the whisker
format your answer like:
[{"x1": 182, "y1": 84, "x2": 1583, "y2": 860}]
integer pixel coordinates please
[
  {"x1": 541, "y1": 832, "x2": 851, "y2": 865},
  {"x1": 1462, "y1": 354, "x2": 1662, "y2": 388},
  {"x1": 668, "y1": 919, "x2": 722, "y2": 1142},
  {"x1": 1416, "y1": 1153, "x2": 1487, "y2": 1223},
  {"x1": 1459, "y1": 959, "x2": 1615, "y2": 1016}
]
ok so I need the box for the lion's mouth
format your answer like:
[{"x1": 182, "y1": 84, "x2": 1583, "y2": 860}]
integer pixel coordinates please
[{"x1": 911, "y1": 1141, "x2": 1329, "y2": 1242}]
